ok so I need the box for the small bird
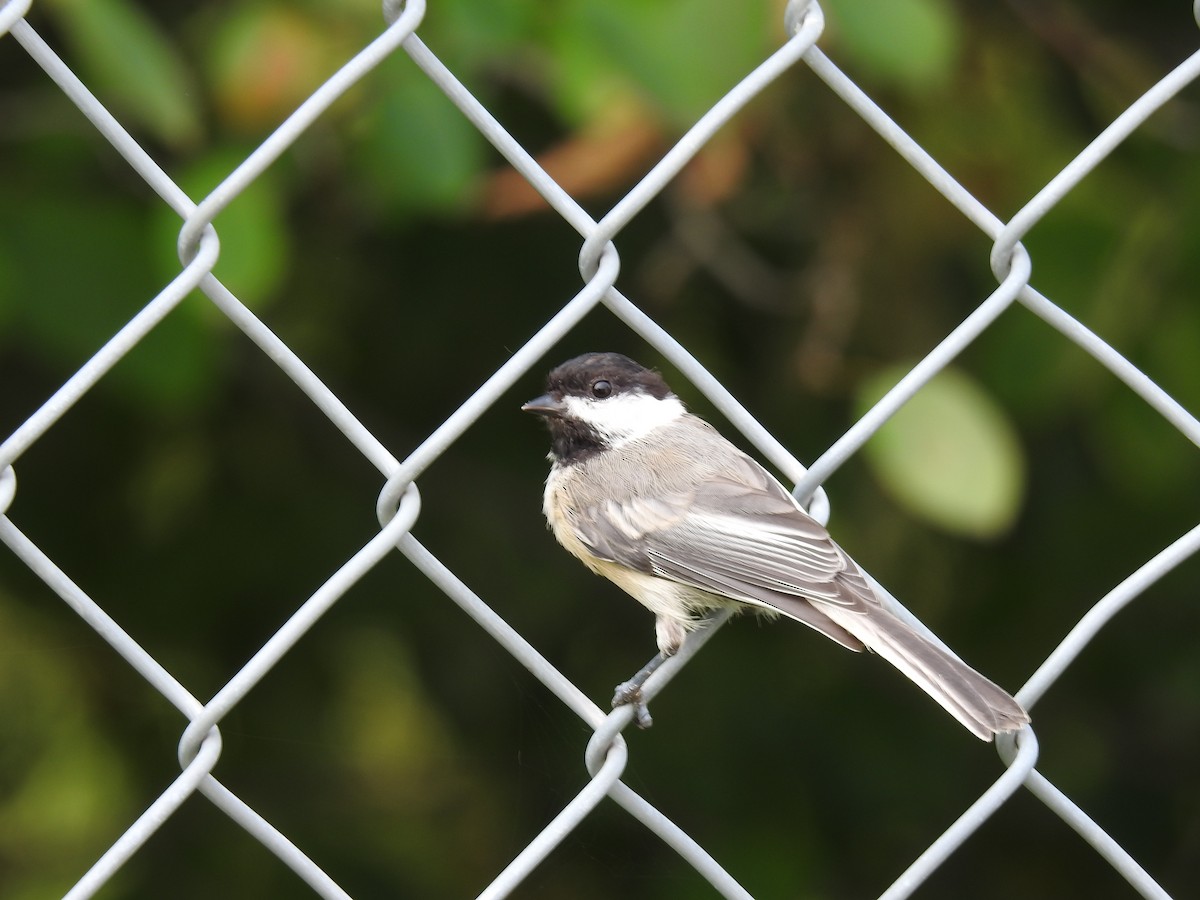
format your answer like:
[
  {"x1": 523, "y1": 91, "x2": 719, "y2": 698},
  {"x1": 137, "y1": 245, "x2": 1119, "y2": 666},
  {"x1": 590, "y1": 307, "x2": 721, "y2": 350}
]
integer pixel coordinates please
[{"x1": 523, "y1": 352, "x2": 1029, "y2": 740}]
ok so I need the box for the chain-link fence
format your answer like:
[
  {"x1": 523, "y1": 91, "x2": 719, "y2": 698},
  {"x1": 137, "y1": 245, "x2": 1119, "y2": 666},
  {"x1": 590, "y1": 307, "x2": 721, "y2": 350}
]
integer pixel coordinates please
[{"x1": 2, "y1": 0, "x2": 1198, "y2": 897}]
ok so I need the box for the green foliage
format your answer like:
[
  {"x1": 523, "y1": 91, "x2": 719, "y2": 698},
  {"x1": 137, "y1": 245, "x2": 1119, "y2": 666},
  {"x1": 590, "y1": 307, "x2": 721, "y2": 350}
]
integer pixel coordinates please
[
  {"x1": 0, "y1": 601, "x2": 135, "y2": 900},
  {"x1": 553, "y1": 0, "x2": 771, "y2": 125},
  {"x1": 351, "y1": 68, "x2": 486, "y2": 215},
  {"x1": 3, "y1": 193, "x2": 154, "y2": 366},
  {"x1": 46, "y1": 0, "x2": 201, "y2": 147},
  {"x1": 822, "y1": 0, "x2": 961, "y2": 92},
  {"x1": 150, "y1": 150, "x2": 290, "y2": 308},
  {"x1": 857, "y1": 365, "x2": 1027, "y2": 539}
]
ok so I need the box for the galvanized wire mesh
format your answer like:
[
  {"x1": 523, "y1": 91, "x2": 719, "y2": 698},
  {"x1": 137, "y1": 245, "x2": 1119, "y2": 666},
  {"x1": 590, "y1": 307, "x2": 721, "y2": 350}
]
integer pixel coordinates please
[{"x1": 2, "y1": 0, "x2": 1197, "y2": 897}]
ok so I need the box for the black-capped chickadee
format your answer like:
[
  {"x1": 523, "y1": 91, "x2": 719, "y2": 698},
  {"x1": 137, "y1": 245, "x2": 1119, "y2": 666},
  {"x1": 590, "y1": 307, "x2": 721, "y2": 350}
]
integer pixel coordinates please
[{"x1": 523, "y1": 351, "x2": 1029, "y2": 740}]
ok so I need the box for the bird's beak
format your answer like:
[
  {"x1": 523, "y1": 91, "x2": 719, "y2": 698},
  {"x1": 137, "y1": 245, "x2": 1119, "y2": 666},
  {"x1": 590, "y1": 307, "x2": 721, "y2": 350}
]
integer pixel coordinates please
[{"x1": 521, "y1": 393, "x2": 566, "y2": 417}]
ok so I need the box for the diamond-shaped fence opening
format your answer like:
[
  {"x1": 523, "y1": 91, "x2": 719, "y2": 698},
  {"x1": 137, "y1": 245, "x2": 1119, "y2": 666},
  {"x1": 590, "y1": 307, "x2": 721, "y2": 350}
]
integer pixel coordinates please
[{"x1": 1, "y1": 0, "x2": 1198, "y2": 897}]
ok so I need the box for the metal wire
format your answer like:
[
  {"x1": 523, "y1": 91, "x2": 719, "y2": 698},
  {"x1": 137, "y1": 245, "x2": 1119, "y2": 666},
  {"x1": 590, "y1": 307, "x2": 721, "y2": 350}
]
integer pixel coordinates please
[{"x1": 1, "y1": 0, "x2": 1196, "y2": 897}]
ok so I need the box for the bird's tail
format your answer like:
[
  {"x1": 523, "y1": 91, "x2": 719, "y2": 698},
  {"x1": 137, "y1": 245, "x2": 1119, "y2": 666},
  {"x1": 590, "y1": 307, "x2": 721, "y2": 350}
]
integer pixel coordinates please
[{"x1": 822, "y1": 604, "x2": 1030, "y2": 741}]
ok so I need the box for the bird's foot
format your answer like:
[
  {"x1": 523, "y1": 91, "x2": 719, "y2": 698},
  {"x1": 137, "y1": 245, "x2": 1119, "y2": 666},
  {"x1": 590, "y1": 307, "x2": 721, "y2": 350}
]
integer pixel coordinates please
[{"x1": 612, "y1": 680, "x2": 654, "y2": 729}]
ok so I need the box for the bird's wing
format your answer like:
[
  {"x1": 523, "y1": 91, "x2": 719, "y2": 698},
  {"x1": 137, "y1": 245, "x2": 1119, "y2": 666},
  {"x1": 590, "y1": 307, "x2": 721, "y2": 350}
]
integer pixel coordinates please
[{"x1": 572, "y1": 461, "x2": 870, "y2": 650}]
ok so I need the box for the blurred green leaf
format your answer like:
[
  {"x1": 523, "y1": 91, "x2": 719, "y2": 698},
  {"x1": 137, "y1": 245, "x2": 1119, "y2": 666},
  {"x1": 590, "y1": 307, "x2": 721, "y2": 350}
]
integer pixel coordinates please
[
  {"x1": 0, "y1": 599, "x2": 134, "y2": 899},
  {"x1": 857, "y1": 365, "x2": 1026, "y2": 538},
  {"x1": 556, "y1": 0, "x2": 769, "y2": 126},
  {"x1": 425, "y1": 0, "x2": 539, "y2": 69},
  {"x1": 133, "y1": 150, "x2": 289, "y2": 413},
  {"x1": 150, "y1": 149, "x2": 290, "y2": 309},
  {"x1": 823, "y1": 0, "x2": 960, "y2": 92},
  {"x1": 48, "y1": 0, "x2": 201, "y2": 147},
  {"x1": 2, "y1": 194, "x2": 156, "y2": 364},
  {"x1": 548, "y1": 14, "x2": 642, "y2": 127},
  {"x1": 0, "y1": 169, "x2": 223, "y2": 413},
  {"x1": 352, "y1": 71, "x2": 485, "y2": 215}
]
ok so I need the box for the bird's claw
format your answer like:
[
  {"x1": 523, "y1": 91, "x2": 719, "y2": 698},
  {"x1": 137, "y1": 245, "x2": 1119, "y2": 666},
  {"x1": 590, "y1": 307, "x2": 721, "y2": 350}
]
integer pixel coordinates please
[{"x1": 612, "y1": 680, "x2": 654, "y2": 729}]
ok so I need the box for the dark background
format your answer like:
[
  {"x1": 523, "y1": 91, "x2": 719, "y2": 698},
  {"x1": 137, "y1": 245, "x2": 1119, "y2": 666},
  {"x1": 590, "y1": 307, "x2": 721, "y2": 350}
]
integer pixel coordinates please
[{"x1": 2, "y1": 1, "x2": 1199, "y2": 897}]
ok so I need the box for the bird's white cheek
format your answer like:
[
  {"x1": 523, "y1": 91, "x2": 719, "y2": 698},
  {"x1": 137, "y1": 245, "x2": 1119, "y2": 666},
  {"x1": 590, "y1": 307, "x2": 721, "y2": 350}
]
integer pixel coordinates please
[{"x1": 560, "y1": 394, "x2": 684, "y2": 445}]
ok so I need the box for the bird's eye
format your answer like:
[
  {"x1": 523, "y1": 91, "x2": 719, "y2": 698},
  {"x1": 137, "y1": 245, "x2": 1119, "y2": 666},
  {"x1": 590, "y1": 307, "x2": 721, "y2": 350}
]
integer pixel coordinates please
[{"x1": 591, "y1": 380, "x2": 612, "y2": 398}]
